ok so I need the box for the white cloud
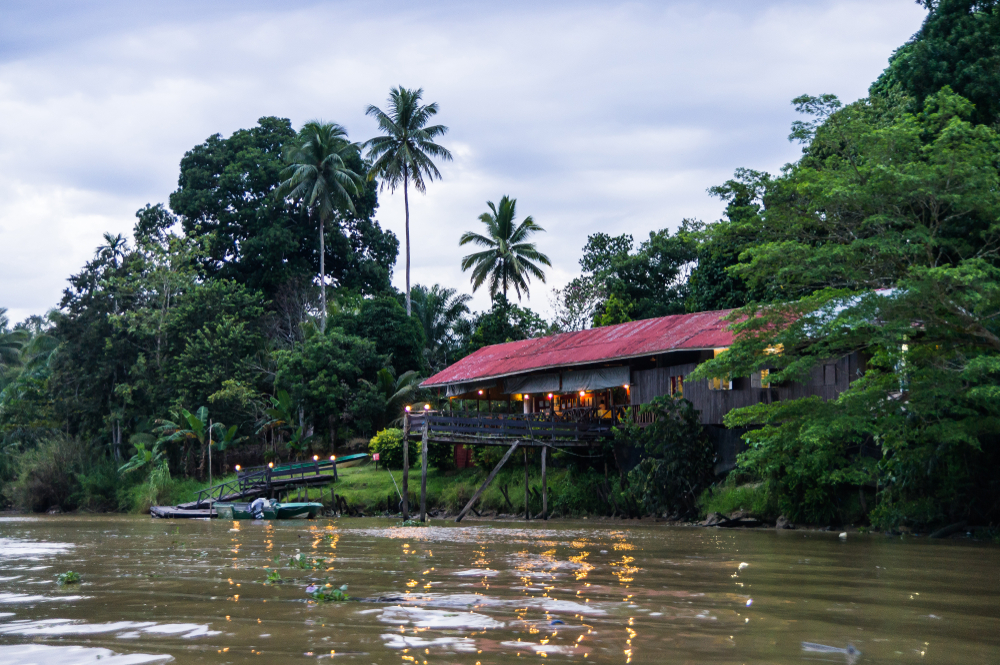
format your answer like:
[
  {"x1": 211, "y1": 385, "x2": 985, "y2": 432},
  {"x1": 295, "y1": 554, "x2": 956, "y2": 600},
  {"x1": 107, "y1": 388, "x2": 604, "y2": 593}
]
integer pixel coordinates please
[{"x1": 0, "y1": 0, "x2": 926, "y2": 322}]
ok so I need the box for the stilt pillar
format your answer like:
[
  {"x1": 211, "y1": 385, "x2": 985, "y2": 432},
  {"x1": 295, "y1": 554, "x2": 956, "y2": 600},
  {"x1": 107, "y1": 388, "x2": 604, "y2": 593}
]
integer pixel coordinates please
[
  {"x1": 419, "y1": 418, "x2": 429, "y2": 522},
  {"x1": 541, "y1": 445, "x2": 548, "y2": 520},
  {"x1": 402, "y1": 413, "x2": 410, "y2": 520}
]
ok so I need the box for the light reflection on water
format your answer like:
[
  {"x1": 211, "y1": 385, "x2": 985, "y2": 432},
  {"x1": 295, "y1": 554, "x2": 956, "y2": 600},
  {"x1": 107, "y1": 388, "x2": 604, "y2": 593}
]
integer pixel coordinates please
[{"x1": 0, "y1": 515, "x2": 997, "y2": 663}]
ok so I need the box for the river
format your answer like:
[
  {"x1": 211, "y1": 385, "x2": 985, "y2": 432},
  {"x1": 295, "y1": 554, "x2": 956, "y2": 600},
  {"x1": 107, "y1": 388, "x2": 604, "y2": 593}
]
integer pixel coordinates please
[{"x1": 0, "y1": 515, "x2": 996, "y2": 664}]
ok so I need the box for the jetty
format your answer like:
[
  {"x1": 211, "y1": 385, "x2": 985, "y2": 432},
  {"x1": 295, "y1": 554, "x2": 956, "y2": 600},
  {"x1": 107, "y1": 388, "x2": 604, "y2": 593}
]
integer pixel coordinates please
[{"x1": 150, "y1": 453, "x2": 367, "y2": 518}]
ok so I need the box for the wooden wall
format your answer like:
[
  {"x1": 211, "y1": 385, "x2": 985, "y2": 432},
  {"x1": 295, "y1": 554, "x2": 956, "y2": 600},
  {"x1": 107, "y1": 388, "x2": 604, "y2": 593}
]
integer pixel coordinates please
[{"x1": 630, "y1": 353, "x2": 864, "y2": 425}]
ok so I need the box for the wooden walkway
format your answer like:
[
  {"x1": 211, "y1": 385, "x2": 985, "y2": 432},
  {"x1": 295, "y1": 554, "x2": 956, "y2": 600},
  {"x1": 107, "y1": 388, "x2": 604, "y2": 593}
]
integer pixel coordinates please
[
  {"x1": 150, "y1": 453, "x2": 367, "y2": 518},
  {"x1": 401, "y1": 411, "x2": 615, "y2": 524}
]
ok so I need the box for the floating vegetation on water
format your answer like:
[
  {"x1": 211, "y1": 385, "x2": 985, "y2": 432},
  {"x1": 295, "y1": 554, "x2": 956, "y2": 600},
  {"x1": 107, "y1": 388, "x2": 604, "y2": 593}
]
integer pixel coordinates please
[
  {"x1": 287, "y1": 552, "x2": 325, "y2": 570},
  {"x1": 263, "y1": 568, "x2": 282, "y2": 585},
  {"x1": 55, "y1": 571, "x2": 80, "y2": 585},
  {"x1": 400, "y1": 520, "x2": 427, "y2": 527},
  {"x1": 307, "y1": 583, "x2": 349, "y2": 602}
]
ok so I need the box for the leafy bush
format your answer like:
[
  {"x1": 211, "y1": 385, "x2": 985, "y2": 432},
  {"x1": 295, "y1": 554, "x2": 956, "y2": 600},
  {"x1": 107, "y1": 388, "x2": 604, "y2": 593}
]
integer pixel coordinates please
[
  {"x1": 623, "y1": 396, "x2": 715, "y2": 518},
  {"x1": 4, "y1": 436, "x2": 96, "y2": 512},
  {"x1": 368, "y1": 428, "x2": 417, "y2": 469},
  {"x1": 426, "y1": 440, "x2": 454, "y2": 471},
  {"x1": 698, "y1": 481, "x2": 778, "y2": 519}
]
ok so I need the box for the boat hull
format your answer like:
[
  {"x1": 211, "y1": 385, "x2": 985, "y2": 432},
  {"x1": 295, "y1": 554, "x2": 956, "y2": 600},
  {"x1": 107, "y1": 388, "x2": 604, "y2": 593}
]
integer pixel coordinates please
[{"x1": 215, "y1": 502, "x2": 322, "y2": 520}]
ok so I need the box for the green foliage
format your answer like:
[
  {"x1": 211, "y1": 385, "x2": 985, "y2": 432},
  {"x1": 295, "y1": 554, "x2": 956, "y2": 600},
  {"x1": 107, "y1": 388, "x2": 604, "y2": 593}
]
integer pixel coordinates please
[
  {"x1": 460, "y1": 196, "x2": 552, "y2": 300},
  {"x1": 331, "y1": 296, "x2": 426, "y2": 374},
  {"x1": 55, "y1": 571, "x2": 81, "y2": 585},
  {"x1": 697, "y1": 87, "x2": 1000, "y2": 529},
  {"x1": 698, "y1": 482, "x2": 777, "y2": 520},
  {"x1": 582, "y1": 225, "x2": 698, "y2": 321},
  {"x1": 287, "y1": 553, "x2": 326, "y2": 570},
  {"x1": 170, "y1": 117, "x2": 392, "y2": 300},
  {"x1": 310, "y1": 583, "x2": 349, "y2": 602},
  {"x1": 593, "y1": 293, "x2": 633, "y2": 327},
  {"x1": 687, "y1": 170, "x2": 781, "y2": 312},
  {"x1": 263, "y1": 568, "x2": 283, "y2": 585},
  {"x1": 460, "y1": 294, "x2": 548, "y2": 356},
  {"x1": 3, "y1": 435, "x2": 122, "y2": 512},
  {"x1": 365, "y1": 86, "x2": 452, "y2": 315},
  {"x1": 426, "y1": 439, "x2": 455, "y2": 471},
  {"x1": 273, "y1": 327, "x2": 384, "y2": 443},
  {"x1": 622, "y1": 396, "x2": 715, "y2": 517},
  {"x1": 409, "y1": 284, "x2": 471, "y2": 371},
  {"x1": 872, "y1": 0, "x2": 1000, "y2": 126},
  {"x1": 368, "y1": 428, "x2": 417, "y2": 469}
]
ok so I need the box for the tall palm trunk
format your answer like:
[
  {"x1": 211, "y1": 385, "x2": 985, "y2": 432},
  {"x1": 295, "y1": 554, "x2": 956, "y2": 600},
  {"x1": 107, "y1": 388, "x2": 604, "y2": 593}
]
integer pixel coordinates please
[
  {"x1": 319, "y1": 212, "x2": 326, "y2": 332},
  {"x1": 404, "y1": 170, "x2": 411, "y2": 316}
]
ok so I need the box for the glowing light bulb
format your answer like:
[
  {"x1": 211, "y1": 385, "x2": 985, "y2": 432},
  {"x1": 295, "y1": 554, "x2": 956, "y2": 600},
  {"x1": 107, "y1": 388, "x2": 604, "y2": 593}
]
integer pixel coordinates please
[
  {"x1": 423, "y1": 404, "x2": 430, "y2": 410},
  {"x1": 313, "y1": 455, "x2": 319, "y2": 461},
  {"x1": 405, "y1": 405, "x2": 412, "y2": 412},
  {"x1": 235, "y1": 464, "x2": 241, "y2": 472},
  {"x1": 268, "y1": 462, "x2": 273, "y2": 468}
]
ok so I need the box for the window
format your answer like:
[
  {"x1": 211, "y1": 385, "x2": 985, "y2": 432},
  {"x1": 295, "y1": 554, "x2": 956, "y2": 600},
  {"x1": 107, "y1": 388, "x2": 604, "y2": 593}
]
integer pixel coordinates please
[
  {"x1": 751, "y1": 369, "x2": 770, "y2": 389},
  {"x1": 670, "y1": 375, "x2": 684, "y2": 396},
  {"x1": 708, "y1": 375, "x2": 732, "y2": 391},
  {"x1": 823, "y1": 364, "x2": 836, "y2": 386}
]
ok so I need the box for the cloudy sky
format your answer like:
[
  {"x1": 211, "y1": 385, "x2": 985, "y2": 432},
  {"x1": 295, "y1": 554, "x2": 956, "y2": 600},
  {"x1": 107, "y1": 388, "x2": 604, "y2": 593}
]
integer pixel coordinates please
[{"x1": 0, "y1": 0, "x2": 927, "y2": 322}]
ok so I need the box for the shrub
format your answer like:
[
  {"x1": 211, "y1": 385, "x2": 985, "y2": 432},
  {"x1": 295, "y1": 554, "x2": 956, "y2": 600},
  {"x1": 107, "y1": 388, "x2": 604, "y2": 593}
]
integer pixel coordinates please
[
  {"x1": 426, "y1": 440, "x2": 454, "y2": 471},
  {"x1": 368, "y1": 428, "x2": 418, "y2": 469},
  {"x1": 4, "y1": 436, "x2": 96, "y2": 512},
  {"x1": 624, "y1": 396, "x2": 715, "y2": 518}
]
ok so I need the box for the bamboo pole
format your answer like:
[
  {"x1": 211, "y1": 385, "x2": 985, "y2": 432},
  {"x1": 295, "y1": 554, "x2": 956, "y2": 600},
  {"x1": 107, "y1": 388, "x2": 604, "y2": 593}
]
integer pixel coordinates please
[
  {"x1": 419, "y1": 417, "x2": 429, "y2": 522},
  {"x1": 456, "y1": 441, "x2": 520, "y2": 522}
]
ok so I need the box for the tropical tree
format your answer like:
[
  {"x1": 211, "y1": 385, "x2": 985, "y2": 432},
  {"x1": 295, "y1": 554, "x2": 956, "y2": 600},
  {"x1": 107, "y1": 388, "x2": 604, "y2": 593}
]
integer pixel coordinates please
[
  {"x1": 0, "y1": 309, "x2": 27, "y2": 382},
  {"x1": 364, "y1": 87, "x2": 452, "y2": 315},
  {"x1": 459, "y1": 196, "x2": 552, "y2": 300},
  {"x1": 361, "y1": 368, "x2": 422, "y2": 427},
  {"x1": 410, "y1": 284, "x2": 471, "y2": 370},
  {"x1": 277, "y1": 122, "x2": 365, "y2": 330}
]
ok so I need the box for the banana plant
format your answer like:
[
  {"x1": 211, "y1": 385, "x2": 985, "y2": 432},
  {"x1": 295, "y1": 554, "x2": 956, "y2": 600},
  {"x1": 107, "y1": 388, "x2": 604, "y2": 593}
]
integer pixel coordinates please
[{"x1": 257, "y1": 390, "x2": 314, "y2": 456}]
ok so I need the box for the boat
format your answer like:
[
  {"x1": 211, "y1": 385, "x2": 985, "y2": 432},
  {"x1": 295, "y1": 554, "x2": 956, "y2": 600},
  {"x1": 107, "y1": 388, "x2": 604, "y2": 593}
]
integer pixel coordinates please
[{"x1": 214, "y1": 501, "x2": 323, "y2": 520}]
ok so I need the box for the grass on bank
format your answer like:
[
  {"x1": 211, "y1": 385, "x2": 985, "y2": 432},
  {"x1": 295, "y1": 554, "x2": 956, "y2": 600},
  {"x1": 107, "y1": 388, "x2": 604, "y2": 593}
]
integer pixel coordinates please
[{"x1": 184, "y1": 460, "x2": 624, "y2": 517}]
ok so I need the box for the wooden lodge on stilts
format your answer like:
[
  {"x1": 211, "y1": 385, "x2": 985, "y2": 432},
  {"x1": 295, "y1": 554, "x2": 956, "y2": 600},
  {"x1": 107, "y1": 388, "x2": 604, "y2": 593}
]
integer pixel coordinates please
[{"x1": 403, "y1": 308, "x2": 863, "y2": 522}]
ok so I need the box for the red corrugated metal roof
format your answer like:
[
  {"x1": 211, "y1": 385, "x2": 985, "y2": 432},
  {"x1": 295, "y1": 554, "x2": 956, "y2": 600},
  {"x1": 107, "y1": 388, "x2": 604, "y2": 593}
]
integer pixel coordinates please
[{"x1": 421, "y1": 309, "x2": 735, "y2": 388}]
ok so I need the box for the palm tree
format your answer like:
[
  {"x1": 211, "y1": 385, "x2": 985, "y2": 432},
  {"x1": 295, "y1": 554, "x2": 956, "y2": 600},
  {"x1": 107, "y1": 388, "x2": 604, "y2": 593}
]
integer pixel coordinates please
[
  {"x1": 96, "y1": 232, "x2": 128, "y2": 267},
  {"x1": 460, "y1": 196, "x2": 552, "y2": 300},
  {"x1": 364, "y1": 87, "x2": 452, "y2": 316},
  {"x1": 361, "y1": 368, "x2": 423, "y2": 427},
  {"x1": 278, "y1": 122, "x2": 364, "y2": 331},
  {"x1": 410, "y1": 284, "x2": 471, "y2": 370}
]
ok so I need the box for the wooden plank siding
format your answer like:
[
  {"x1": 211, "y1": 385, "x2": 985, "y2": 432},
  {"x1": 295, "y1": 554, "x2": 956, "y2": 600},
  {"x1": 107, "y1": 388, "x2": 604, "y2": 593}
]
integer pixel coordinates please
[{"x1": 630, "y1": 353, "x2": 864, "y2": 425}]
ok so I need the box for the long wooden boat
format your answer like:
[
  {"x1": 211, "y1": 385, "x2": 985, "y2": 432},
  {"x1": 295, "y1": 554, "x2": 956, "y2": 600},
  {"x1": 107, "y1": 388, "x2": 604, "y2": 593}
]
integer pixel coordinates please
[{"x1": 215, "y1": 501, "x2": 323, "y2": 520}]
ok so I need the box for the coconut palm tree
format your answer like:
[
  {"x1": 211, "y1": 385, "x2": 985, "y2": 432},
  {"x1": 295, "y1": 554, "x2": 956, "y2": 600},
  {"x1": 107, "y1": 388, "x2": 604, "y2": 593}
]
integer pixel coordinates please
[
  {"x1": 364, "y1": 87, "x2": 452, "y2": 316},
  {"x1": 410, "y1": 284, "x2": 471, "y2": 370},
  {"x1": 459, "y1": 196, "x2": 552, "y2": 300},
  {"x1": 278, "y1": 122, "x2": 364, "y2": 331}
]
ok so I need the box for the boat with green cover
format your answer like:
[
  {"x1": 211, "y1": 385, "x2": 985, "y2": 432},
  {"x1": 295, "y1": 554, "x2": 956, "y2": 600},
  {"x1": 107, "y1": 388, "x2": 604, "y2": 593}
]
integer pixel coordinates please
[{"x1": 214, "y1": 501, "x2": 323, "y2": 520}]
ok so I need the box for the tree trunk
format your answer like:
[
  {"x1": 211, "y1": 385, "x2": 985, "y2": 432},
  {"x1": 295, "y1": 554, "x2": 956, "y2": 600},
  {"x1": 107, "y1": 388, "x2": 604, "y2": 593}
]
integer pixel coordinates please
[
  {"x1": 404, "y1": 172, "x2": 411, "y2": 316},
  {"x1": 319, "y1": 213, "x2": 326, "y2": 332}
]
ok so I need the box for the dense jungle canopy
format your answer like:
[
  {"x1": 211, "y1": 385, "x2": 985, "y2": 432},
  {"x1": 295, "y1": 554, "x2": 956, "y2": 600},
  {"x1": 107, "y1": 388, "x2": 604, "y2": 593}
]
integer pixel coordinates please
[{"x1": 1, "y1": 0, "x2": 998, "y2": 529}]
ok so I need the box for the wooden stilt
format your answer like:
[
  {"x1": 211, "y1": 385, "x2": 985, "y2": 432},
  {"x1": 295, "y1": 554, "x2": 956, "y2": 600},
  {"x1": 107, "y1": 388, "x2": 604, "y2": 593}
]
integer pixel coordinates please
[
  {"x1": 456, "y1": 441, "x2": 520, "y2": 522},
  {"x1": 419, "y1": 418, "x2": 429, "y2": 522},
  {"x1": 402, "y1": 413, "x2": 410, "y2": 520},
  {"x1": 524, "y1": 447, "x2": 529, "y2": 521},
  {"x1": 541, "y1": 445, "x2": 548, "y2": 520}
]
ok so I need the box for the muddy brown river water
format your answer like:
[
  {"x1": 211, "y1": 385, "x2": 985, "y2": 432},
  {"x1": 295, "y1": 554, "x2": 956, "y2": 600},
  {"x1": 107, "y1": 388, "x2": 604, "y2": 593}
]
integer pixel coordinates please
[{"x1": 0, "y1": 515, "x2": 996, "y2": 664}]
